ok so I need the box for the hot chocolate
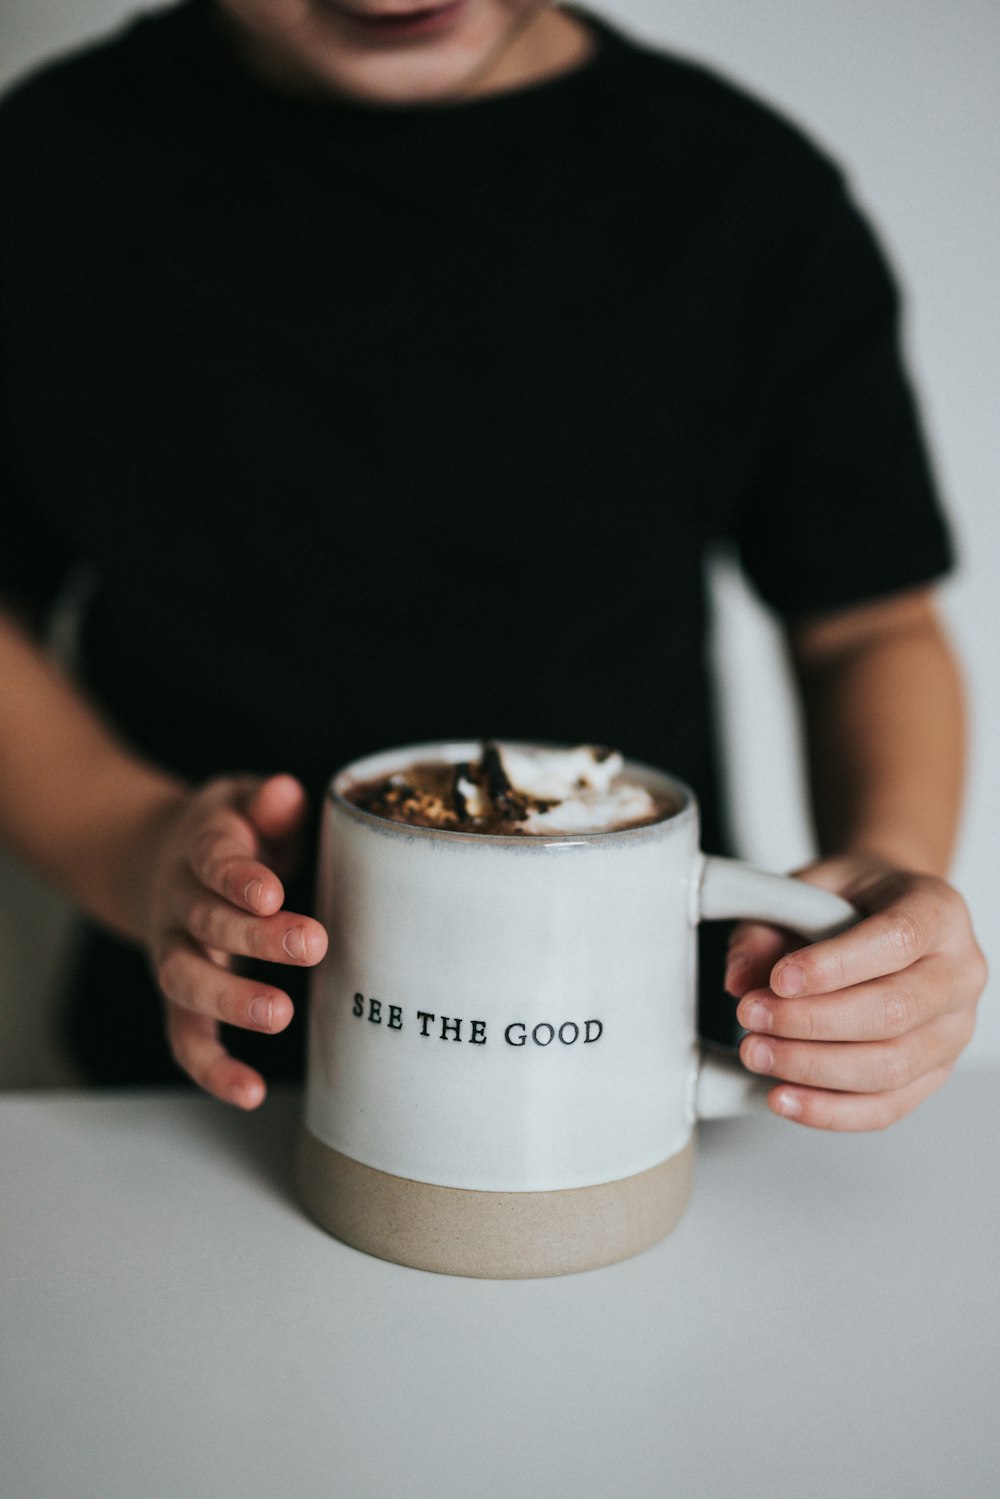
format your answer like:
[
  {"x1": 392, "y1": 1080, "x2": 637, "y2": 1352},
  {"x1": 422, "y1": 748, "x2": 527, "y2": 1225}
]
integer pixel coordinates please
[{"x1": 344, "y1": 741, "x2": 678, "y2": 835}]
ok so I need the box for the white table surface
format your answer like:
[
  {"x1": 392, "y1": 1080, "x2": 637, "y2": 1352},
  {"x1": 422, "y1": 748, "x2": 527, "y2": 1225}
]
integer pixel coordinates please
[{"x1": 2, "y1": 1071, "x2": 998, "y2": 1499}]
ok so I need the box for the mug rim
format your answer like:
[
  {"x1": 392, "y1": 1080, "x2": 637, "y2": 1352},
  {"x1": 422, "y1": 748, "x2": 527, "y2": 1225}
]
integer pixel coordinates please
[{"x1": 327, "y1": 739, "x2": 698, "y2": 846}]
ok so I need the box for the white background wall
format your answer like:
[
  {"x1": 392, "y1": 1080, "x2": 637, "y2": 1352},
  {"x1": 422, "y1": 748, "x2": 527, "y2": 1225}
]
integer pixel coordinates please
[{"x1": 1, "y1": 0, "x2": 997, "y2": 1083}]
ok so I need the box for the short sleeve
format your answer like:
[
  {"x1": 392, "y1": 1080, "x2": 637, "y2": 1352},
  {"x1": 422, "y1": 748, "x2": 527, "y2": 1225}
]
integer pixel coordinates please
[{"x1": 737, "y1": 176, "x2": 954, "y2": 617}]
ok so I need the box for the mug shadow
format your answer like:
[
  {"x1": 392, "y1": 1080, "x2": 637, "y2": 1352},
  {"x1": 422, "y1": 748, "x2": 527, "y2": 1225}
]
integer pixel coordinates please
[
  {"x1": 164, "y1": 1082, "x2": 772, "y2": 1228},
  {"x1": 175, "y1": 1081, "x2": 305, "y2": 1215}
]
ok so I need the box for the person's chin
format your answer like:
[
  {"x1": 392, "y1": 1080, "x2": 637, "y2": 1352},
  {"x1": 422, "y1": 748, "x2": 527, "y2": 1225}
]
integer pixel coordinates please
[
  {"x1": 298, "y1": 18, "x2": 502, "y2": 106},
  {"x1": 230, "y1": 0, "x2": 540, "y2": 106},
  {"x1": 305, "y1": 51, "x2": 483, "y2": 105}
]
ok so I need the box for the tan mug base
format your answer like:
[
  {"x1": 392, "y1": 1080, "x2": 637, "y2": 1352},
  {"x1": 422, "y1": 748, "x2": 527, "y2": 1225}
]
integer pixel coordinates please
[{"x1": 297, "y1": 1126, "x2": 695, "y2": 1278}]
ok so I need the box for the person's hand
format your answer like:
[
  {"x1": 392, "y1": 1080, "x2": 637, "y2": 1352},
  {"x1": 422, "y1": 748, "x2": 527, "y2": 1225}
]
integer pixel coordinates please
[
  {"x1": 725, "y1": 854, "x2": 987, "y2": 1130},
  {"x1": 141, "y1": 773, "x2": 328, "y2": 1109}
]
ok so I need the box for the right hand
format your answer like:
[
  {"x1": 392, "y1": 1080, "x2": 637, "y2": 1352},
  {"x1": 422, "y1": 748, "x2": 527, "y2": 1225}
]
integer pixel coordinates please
[{"x1": 141, "y1": 773, "x2": 328, "y2": 1109}]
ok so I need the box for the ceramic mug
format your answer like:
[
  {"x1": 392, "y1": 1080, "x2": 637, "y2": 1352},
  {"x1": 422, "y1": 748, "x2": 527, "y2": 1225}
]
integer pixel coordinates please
[{"x1": 298, "y1": 741, "x2": 856, "y2": 1278}]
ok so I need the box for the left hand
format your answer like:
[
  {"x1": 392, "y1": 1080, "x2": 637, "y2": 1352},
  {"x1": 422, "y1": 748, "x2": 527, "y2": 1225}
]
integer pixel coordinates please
[{"x1": 725, "y1": 854, "x2": 987, "y2": 1130}]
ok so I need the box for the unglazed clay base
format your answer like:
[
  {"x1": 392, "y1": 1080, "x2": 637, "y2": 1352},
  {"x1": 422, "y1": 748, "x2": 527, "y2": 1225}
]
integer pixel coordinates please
[{"x1": 297, "y1": 1127, "x2": 695, "y2": 1279}]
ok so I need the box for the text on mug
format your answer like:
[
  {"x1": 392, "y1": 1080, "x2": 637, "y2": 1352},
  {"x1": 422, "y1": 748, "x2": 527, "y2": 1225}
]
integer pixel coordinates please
[{"x1": 352, "y1": 994, "x2": 603, "y2": 1047}]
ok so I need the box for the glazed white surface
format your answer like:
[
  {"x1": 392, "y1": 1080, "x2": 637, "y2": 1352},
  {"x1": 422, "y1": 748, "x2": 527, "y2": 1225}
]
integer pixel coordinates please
[{"x1": 307, "y1": 797, "x2": 700, "y2": 1191}]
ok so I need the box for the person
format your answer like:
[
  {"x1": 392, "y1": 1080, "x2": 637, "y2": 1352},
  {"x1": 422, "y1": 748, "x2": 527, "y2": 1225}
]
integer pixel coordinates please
[{"x1": 0, "y1": 0, "x2": 985, "y2": 1128}]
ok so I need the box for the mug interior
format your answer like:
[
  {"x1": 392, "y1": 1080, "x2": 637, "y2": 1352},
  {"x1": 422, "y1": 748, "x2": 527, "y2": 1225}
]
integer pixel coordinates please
[{"x1": 329, "y1": 739, "x2": 696, "y2": 842}]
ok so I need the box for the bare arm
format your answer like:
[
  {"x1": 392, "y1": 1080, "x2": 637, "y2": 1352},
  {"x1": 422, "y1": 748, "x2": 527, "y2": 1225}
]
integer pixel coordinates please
[
  {"x1": 726, "y1": 586, "x2": 986, "y2": 1131},
  {"x1": 0, "y1": 606, "x2": 183, "y2": 939},
  {"x1": 0, "y1": 607, "x2": 326, "y2": 1106},
  {"x1": 790, "y1": 586, "x2": 965, "y2": 875}
]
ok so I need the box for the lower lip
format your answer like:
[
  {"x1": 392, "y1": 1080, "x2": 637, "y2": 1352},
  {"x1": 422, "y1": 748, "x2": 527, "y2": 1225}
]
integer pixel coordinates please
[{"x1": 334, "y1": 0, "x2": 469, "y2": 41}]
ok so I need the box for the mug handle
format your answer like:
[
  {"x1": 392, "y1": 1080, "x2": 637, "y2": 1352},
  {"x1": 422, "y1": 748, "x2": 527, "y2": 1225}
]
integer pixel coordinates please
[{"x1": 694, "y1": 854, "x2": 858, "y2": 1120}]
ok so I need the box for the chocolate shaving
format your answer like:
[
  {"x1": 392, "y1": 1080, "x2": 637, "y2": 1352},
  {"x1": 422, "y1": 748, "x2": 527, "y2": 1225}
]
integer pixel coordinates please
[
  {"x1": 480, "y1": 740, "x2": 528, "y2": 822},
  {"x1": 479, "y1": 741, "x2": 510, "y2": 799}
]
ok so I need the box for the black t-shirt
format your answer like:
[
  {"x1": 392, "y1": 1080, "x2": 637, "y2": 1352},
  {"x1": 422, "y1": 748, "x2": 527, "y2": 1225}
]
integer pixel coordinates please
[{"x1": 0, "y1": 1, "x2": 953, "y2": 1081}]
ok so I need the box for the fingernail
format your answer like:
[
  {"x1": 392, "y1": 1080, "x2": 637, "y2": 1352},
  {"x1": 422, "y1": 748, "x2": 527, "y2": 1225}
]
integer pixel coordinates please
[
  {"x1": 245, "y1": 878, "x2": 263, "y2": 911},
  {"x1": 249, "y1": 997, "x2": 272, "y2": 1028},
  {"x1": 282, "y1": 927, "x2": 307, "y2": 961},
  {"x1": 743, "y1": 1001, "x2": 772, "y2": 1032},
  {"x1": 775, "y1": 1089, "x2": 802, "y2": 1118},
  {"x1": 745, "y1": 1039, "x2": 774, "y2": 1073},
  {"x1": 775, "y1": 962, "x2": 805, "y2": 997}
]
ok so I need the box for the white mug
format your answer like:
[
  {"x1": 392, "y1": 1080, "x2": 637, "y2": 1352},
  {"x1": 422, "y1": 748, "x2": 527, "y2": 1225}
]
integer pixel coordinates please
[{"x1": 299, "y1": 741, "x2": 855, "y2": 1277}]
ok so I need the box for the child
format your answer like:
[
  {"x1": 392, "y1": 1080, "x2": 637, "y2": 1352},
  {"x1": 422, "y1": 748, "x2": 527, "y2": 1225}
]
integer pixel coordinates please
[{"x1": 0, "y1": 0, "x2": 985, "y2": 1124}]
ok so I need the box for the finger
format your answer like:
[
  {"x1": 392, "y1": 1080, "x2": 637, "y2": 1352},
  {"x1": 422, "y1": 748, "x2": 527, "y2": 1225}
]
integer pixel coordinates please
[
  {"x1": 735, "y1": 955, "x2": 959, "y2": 1041},
  {"x1": 165, "y1": 1005, "x2": 267, "y2": 1110},
  {"x1": 156, "y1": 937, "x2": 295, "y2": 1033},
  {"x1": 185, "y1": 894, "x2": 328, "y2": 968},
  {"x1": 738, "y1": 1011, "x2": 974, "y2": 1095},
  {"x1": 245, "y1": 774, "x2": 308, "y2": 842},
  {"x1": 768, "y1": 898, "x2": 947, "y2": 998},
  {"x1": 725, "y1": 922, "x2": 795, "y2": 997},
  {"x1": 188, "y1": 809, "x2": 285, "y2": 915},
  {"x1": 765, "y1": 1065, "x2": 954, "y2": 1132}
]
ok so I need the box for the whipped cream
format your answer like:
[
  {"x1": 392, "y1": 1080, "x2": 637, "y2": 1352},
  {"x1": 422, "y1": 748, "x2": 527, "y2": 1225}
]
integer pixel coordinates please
[{"x1": 495, "y1": 744, "x2": 660, "y2": 834}]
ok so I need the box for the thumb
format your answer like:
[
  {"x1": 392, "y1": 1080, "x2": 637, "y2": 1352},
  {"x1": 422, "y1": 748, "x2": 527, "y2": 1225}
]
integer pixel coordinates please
[
  {"x1": 724, "y1": 920, "x2": 795, "y2": 998},
  {"x1": 245, "y1": 774, "x2": 309, "y2": 843}
]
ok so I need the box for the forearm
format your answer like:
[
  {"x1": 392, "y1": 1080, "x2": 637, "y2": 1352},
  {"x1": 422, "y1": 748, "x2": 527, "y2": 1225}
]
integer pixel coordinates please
[
  {"x1": 788, "y1": 588, "x2": 965, "y2": 877},
  {"x1": 0, "y1": 606, "x2": 186, "y2": 941}
]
